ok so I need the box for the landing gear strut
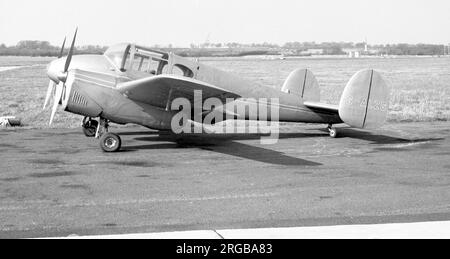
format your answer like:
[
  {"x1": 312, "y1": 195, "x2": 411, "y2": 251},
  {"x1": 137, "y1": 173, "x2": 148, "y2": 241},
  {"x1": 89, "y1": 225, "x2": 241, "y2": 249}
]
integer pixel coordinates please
[
  {"x1": 94, "y1": 118, "x2": 122, "y2": 152},
  {"x1": 95, "y1": 118, "x2": 109, "y2": 139},
  {"x1": 82, "y1": 117, "x2": 98, "y2": 137},
  {"x1": 327, "y1": 124, "x2": 338, "y2": 138}
]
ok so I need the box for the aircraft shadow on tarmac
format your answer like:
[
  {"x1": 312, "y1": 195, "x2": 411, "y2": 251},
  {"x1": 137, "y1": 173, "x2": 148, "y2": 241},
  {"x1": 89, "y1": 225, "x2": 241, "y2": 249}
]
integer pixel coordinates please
[
  {"x1": 316, "y1": 128, "x2": 445, "y2": 145},
  {"x1": 119, "y1": 128, "x2": 444, "y2": 166},
  {"x1": 121, "y1": 132, "x2": 324, "y2": 166}
]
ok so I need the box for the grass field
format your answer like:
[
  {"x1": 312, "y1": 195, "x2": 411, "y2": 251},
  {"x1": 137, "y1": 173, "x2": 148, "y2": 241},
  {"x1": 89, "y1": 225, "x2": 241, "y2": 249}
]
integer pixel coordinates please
[
  {"x1": 1, "y1": 56, "x2": 449, "y2": 128},
  {"x1": 207, "y1": 56, "x2": 450, "y2": 123}
]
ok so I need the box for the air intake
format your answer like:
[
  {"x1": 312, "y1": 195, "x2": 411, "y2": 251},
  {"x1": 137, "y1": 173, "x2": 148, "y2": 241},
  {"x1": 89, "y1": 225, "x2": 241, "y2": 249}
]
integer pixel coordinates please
[{"x1": 71, "y1": 90, "x2": 88, "y2": 107}]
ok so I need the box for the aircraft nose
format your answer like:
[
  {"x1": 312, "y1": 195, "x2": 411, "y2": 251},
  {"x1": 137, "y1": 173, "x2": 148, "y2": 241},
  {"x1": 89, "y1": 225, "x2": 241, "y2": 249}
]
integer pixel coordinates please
[{"x1": 47, "y1": 58, "x2": 65, "y2": 83}]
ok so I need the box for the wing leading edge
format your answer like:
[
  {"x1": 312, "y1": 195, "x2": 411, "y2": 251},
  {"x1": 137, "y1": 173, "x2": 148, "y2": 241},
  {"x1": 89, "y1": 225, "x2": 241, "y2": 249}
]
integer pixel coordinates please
[{"x1": 117, "y1": 75, "x2": 241, "y2": 109}]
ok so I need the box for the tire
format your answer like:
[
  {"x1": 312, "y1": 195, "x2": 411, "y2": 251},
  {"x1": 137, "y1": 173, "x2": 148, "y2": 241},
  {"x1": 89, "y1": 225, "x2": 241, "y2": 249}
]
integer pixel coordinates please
[
  {"x1": 329, "y1": 128, "x2": 338, "y2": 138},
  {"x1": 82, "y1": 120, "x2": 98, "y2": 137},
  {"x1": 99, "y1": 133, "x2": 122, "y2": 152}
]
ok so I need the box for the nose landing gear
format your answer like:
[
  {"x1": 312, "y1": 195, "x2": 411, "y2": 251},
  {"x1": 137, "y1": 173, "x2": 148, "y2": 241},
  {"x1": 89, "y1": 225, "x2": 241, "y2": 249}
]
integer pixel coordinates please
[{"x1": 83, "y1": 117, "x2": 122, "y2": 152}]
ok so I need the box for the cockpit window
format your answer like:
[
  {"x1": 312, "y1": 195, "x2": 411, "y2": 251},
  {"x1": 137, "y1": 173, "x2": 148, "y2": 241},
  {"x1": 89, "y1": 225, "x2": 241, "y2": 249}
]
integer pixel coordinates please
[
  {"x1": 108, "y1": 44, "x2": 169, "y2": 75},
  {"x1": 130, "y1": 55, "x2": 161, "y2": 75},
  {"x1": 105, "y1": 44, "x2": 197, "y2": 78},
  {"x1": 104, "y1": 43, "x2": 130, "y2": 70}
]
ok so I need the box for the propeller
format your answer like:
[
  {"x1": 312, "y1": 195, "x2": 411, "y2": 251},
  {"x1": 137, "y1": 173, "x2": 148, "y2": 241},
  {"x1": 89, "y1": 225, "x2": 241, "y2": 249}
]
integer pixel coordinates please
[
  {"x1": 58, "y1": 37, "x2": 67, "y2": 58},
  {"x1": 43, "y1": 37, "x2": 66, "y2": 110},
  {"x1": 47, "y1": 28, "x2": 78, "y2": 126},
  {"x1": 49, "y1": 82, "x2": 64, "y2": 125},
  {"x1": 64, "y1": 28, "x2": 77, "y2": 74}
]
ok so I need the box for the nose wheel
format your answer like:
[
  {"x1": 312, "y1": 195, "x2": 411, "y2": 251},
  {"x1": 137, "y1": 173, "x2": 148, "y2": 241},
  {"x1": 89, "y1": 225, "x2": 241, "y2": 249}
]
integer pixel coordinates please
[
  {"x1": 89, "y1": 117, "x2": 122, "y2": 152},
  {"x1": 328, "y1": 124, "x2": 338, "y2": 138}
]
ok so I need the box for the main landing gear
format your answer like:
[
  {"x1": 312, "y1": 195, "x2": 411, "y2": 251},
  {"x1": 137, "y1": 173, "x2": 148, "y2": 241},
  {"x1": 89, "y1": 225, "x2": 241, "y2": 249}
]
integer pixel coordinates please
[
  {"x1": 99, "y1": 132, "x2": 122, "y2": 152},
  {"x1": 82, "y1": 117, "x2": 122, "y2": 152},
  {"x1": 327, "y1": 124, "x2": 338, "y2": 138},
  {"x1": 82, "y1": 117, "x2": 98, "y2": 137}
]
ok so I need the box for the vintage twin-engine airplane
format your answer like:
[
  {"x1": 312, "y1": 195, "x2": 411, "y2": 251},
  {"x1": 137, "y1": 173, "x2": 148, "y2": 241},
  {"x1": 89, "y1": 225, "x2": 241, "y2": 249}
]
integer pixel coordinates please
[{"x1": 44, "y1": 30, "x2": 389, "y2": 152}]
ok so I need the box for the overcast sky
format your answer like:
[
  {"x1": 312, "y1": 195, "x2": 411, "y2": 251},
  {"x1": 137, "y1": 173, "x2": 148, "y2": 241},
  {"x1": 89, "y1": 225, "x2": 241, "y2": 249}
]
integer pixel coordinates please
[{"x1": 1, "y1": 0, "x2": 449, "y2": 47}]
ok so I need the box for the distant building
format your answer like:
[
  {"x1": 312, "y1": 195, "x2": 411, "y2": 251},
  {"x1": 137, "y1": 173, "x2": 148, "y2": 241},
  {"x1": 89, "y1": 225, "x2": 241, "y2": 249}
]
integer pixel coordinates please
[
  {"x1": 300, "y1": 48, "x2": 324, "y2": 55},
  {"x1": 343, "y1": 46, "x2": 381, "y2": 58},
  {"x1": 343, "y1": 48, "x2": 362, "y2": 58}
]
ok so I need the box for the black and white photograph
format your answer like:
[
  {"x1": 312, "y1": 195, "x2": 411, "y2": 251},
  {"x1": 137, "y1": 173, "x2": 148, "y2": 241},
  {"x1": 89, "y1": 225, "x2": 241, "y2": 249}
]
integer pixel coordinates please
[{"x1": 0, "y1": 0, "x2": 449, "y2": 243}]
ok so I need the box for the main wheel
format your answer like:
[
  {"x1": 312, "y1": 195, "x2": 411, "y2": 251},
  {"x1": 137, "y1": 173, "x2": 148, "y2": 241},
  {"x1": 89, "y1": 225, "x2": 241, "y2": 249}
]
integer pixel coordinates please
[
  {"x1": 99, "y1": 132, "x2": 122, "y2": 152},
  {"x1": 329, "y1": 128, "x2": 338, "y2": 138},
  {"x1": 82, "y1": 120, "x2": 98, "y2": 137}
]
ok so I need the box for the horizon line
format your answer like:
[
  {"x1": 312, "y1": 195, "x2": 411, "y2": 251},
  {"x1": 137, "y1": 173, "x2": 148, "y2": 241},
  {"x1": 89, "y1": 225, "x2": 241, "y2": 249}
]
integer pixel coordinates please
[{"x1": 2, "y1": 41, "x2": 450, "y2": 48}]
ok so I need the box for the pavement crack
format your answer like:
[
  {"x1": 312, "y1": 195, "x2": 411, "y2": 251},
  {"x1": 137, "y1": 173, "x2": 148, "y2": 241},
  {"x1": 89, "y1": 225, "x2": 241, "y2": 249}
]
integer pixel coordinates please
[{"x1": 213, "y1": 230, "x2": 225, "y2": 239}]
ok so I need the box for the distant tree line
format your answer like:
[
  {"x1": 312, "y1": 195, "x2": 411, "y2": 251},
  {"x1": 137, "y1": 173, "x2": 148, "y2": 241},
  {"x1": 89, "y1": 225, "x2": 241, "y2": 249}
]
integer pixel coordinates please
[
  {"x1": 0, "y1": 40, "x2": 107, "y2": 57},
  {"x1": 377, "y1": 43, "x2": 446, "y2": 56},
  {"x1": 0, "y1": 40, "x2": 447, "y2": 57},
  {"x1": 158, "y1": 41, "x2": 449, "y2": 56},
  {"x1": 271, "y1": 41, "x2": 446, "y2": 56}
]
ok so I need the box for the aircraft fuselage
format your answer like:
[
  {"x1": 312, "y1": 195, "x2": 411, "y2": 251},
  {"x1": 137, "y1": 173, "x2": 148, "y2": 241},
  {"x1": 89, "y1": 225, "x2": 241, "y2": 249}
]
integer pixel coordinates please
[{"x1": 47, "y1": 43, "x2": 341, "y2": 130}]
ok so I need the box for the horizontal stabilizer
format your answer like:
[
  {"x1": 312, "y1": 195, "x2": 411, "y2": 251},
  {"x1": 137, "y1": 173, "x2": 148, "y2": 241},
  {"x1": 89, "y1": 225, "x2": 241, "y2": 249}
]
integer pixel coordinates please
[{"x1": 304, "y1": 101, "x2": 339, "y2": 114}]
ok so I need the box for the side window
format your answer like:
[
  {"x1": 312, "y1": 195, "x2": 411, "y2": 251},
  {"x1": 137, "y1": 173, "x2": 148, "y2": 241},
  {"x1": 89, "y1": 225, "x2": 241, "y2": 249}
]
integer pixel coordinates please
[
  {"x1": 174, "y1": 64, "x2": 194, "y2": 78},
  {"x1": 158, "y1": 61, "x2": 168, "y2": 74},
  {"x1": 131, "y1": 56, "x2": 149, "y2": 72},
  {"x1": 145, "y1": 58, "x2": 160, "y2": 75},
  {"x1": 123, "y1": 53, "x2": 131, "y2": 71},
  {"x1": 161, "y1": 63, "x2": 169, "y2": 74},
  {"x1": 172, "y1": 65, "x2": 185, "y2": 77},
  {"x1": 130, "y1": 55, "x2": 160, "y2": 75},
  {"x1": 160, "y1": 63, "x2": 194, "y2": 77}
]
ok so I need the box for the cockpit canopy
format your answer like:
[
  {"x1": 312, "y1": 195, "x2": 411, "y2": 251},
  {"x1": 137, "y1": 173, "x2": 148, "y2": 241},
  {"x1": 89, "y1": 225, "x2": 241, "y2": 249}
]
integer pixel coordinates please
[
  {"x1": 104, "y1": 43, "x2": 129, "y2": 70},
  {"x1": 104, "y1": 43, "x2": 169, "y2": 75},
  {"x1": 104, "y1": 43, "x2": 196, "y2": 78}
]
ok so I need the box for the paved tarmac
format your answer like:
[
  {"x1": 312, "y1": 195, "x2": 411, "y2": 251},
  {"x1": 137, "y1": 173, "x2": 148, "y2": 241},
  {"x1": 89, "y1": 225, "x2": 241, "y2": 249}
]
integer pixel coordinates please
[{"x1": 0, "y1": 122, "x2": 449, "y2": 238}]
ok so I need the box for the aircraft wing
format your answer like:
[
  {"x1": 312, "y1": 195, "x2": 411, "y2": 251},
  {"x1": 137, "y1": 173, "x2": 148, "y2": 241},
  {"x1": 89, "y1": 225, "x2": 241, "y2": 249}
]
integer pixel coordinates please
[
  {"x1": 303, "y1": 101, "x2": 339, "y2": 115},
  {"x1": 117, "y1": 75, "x2": 241, "y2": 109}
]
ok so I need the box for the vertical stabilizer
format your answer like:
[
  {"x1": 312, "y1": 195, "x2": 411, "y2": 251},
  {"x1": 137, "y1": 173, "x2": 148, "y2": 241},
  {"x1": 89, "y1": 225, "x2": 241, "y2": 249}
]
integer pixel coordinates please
[
  {"x1": 282, "y1": 69, "x2": 320, "y2": 102},
  {"x1": 338, "y1": 69, "x2": 389, "y2": 129}
]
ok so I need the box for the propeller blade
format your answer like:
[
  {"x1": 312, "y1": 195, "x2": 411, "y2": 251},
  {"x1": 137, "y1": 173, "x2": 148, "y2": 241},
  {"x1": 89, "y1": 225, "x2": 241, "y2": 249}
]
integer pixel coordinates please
[
  {"x1": 43, "y1": 81, "x2": 55, "y2": 110},
  {"x1": 58, "y1": 37, "x2": 66, "y2": 58},
  {"x1": 64, "y1": 28, "x2": 78, "y2": 73},
  {"x1": 49, "y1": 83, "x2": 64, "y2": 126}
]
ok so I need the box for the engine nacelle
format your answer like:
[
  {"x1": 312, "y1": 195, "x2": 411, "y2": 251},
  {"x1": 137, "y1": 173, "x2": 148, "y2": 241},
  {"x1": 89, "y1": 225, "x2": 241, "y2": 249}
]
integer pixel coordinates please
[{"x1": 62, "y1": 72, "x2": 102, "y2": 118}]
